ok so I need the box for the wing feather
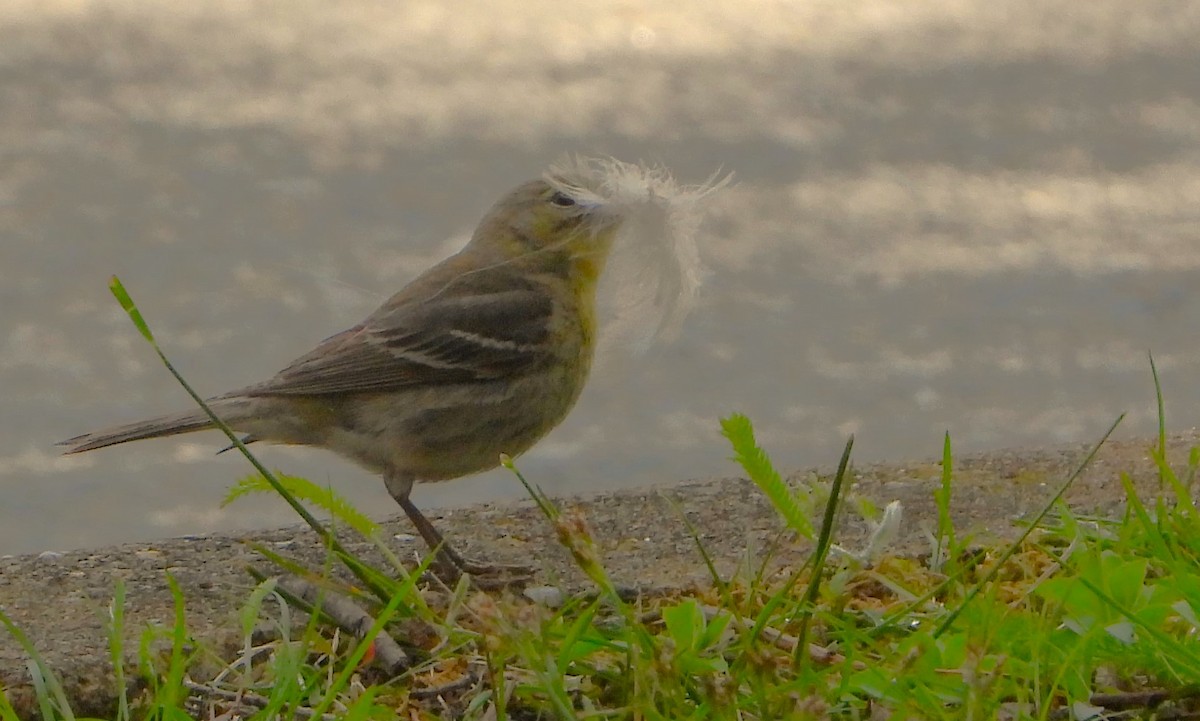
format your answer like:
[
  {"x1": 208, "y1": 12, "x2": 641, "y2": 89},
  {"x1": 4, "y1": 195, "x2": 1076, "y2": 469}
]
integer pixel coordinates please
[{"x1": 243, "y1": 286, "x2": 554, "y2": 396}]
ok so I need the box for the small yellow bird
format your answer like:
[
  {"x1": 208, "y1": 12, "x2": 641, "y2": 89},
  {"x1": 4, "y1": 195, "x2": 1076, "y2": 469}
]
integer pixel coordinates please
[{"x1": 59, "y1": 163, "x2": 631, "y2": 580}]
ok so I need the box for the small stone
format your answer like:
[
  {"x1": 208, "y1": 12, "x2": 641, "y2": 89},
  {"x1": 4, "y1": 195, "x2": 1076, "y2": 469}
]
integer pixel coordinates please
[{"x1": 523, "y1": 585, "x2": 565, "y2": 608}]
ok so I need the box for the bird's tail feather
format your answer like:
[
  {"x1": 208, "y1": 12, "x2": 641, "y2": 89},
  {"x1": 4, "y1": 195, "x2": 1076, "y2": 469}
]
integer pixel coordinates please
[{"x1": 58, "y1": 399, "x2": 250, "y2": 454}]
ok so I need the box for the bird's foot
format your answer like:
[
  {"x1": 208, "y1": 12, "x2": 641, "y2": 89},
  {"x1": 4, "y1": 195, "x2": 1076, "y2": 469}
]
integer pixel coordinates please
[{"x1": 430, "y1": 553, "x2": 534, "y2": 591}]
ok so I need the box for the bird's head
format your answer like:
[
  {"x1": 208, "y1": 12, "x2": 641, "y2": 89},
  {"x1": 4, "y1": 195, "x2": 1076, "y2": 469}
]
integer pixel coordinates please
[
  {"x1": 470, "y1": 175, "x2": 622, "y2": 281},
  {"x1": 466, "y1": 156, "x2": 728, "y2": 347}
]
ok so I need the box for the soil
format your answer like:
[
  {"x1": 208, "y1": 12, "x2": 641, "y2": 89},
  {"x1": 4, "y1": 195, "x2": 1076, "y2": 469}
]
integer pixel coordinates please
[{"x1": 2, "y1": 432, "x2": 1197, "y2": 718}]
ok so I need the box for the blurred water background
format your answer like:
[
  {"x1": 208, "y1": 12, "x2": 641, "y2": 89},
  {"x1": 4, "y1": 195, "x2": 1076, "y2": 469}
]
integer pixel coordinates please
[{"x1": 4, "y1": 0, "x2": 1200, "y2": 553}]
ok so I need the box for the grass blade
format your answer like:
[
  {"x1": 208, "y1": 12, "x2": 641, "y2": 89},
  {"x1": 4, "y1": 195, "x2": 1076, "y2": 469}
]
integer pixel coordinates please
[{"x1": 721, "y1": 413, "x2": 813, "y2": 539}]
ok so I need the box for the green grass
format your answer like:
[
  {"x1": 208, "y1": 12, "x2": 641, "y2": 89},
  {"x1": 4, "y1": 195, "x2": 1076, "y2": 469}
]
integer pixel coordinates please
[{"x1": 5, "y1": 281, "x2": 1200, "y2": 719}]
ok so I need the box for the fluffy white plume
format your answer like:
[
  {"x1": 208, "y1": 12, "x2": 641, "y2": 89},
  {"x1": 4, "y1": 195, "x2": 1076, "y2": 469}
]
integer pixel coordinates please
[{"x1": 546, "y1": 156, "x2": 730, "y2": 351}]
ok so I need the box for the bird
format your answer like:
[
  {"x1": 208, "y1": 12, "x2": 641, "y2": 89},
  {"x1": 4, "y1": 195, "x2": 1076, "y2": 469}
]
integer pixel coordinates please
[{"x1": 59, "y1": 165, "x2": 630, "y2": 581}]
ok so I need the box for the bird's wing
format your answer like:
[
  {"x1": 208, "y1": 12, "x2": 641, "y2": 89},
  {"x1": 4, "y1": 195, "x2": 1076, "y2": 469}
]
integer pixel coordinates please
[{"x1": 243, "y1": 287, "x2": 555, "y2": 396}]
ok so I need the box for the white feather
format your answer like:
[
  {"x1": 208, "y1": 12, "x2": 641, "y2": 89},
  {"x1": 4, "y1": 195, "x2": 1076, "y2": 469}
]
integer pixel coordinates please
[{"x1": 545, "y1": 156, "x2": 731, "y2": 352}]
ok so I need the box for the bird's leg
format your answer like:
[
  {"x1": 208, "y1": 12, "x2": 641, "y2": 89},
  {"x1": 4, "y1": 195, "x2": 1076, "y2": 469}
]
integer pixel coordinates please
[
  {"x1": 384, "y1": 470, "x2": 531, "y2": 583},
  {"x1": 384, "y1": 470, "x2": 461, "y2": 579}
]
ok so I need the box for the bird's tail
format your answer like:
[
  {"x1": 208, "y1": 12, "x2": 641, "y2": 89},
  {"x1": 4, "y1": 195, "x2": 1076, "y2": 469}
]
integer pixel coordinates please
[{"x1": 57, "y1": 398, "x2": 251, "y2": 454}]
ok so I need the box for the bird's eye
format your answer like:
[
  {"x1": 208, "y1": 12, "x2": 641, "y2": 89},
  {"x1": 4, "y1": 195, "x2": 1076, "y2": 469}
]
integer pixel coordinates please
[{"x1": 549, "y1": 192, "x2": 576, "y2": 208}]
